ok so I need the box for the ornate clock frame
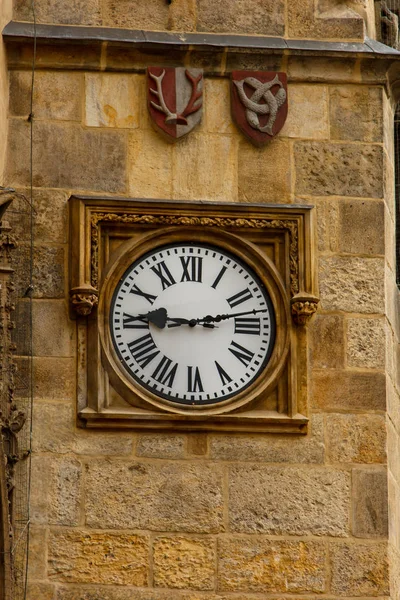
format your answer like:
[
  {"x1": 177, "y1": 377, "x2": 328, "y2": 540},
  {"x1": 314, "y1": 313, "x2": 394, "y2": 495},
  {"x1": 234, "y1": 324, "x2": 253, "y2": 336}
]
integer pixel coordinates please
[{"x1": 69, "y1": 196, "x2": 318, "y2": 433}]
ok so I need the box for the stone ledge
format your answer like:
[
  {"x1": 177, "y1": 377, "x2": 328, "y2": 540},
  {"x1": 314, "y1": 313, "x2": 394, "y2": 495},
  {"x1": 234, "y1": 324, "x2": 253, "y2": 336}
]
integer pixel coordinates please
[{"x1": 3, "y1": 21, "x2": 400, "y2": 57}]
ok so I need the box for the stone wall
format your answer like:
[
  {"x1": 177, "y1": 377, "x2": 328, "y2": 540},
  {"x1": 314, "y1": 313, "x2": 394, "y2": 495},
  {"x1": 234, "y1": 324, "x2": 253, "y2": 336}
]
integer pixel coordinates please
[{"x1": 0, "y1": 0, "x2": 11, "y2": 182}]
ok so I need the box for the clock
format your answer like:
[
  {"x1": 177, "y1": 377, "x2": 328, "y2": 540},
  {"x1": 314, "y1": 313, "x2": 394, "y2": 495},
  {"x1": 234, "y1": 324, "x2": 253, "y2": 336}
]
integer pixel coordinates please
[{"x1": 109, "y1": 241, "x2": 276, "y2": 406}]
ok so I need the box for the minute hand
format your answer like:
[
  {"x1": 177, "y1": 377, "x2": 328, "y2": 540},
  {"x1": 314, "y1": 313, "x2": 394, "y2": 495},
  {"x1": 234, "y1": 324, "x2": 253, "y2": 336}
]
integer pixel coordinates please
[{"x1": 197, "y1": 308, "x2": 268, "y2": 324}]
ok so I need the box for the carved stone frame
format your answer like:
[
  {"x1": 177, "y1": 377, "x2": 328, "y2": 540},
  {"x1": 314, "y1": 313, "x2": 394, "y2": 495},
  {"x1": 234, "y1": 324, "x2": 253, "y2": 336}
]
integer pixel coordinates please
[{"x1": 69, "y1": 196, "x2": 318, "y2": 433}]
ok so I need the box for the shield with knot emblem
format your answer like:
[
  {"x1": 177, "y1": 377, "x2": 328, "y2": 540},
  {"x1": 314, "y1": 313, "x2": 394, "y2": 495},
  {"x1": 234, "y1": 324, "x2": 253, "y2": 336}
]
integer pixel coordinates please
[{"x1": 231, "y1": 71, "x2": 288, "y2": 147}]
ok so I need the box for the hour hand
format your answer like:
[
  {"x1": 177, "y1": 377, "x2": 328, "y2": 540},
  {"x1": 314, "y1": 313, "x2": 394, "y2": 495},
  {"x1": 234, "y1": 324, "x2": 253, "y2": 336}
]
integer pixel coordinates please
[{"x1": 137, "y1": 307, "x2": 168, "y2": 329}]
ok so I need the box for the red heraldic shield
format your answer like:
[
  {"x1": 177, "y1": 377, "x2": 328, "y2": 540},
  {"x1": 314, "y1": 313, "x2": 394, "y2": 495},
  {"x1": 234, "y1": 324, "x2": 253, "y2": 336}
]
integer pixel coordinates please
[
  {"x1": 231, "y1": 71, "x2": 288, "y2": 147},
  {"x1": 147, "y1": 67, "x2": 203, "y2": 142}
]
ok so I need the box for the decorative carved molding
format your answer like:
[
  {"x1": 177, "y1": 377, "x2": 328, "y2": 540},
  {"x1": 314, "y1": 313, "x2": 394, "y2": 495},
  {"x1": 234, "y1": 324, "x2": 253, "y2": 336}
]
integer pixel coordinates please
[
  {"x1": 291, "y1": 294, "x2": 319, "y2": 325},
  {"x1": 90, "y1": 212, "x2": 300, "y2": 297},
  {"x1": 70, "y1": 286, "x2": 99, "y2": 316}
]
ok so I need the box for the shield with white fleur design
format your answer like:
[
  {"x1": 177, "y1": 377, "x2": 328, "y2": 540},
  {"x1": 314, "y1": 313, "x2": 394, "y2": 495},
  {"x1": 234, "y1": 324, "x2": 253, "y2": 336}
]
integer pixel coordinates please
[
  {"x1": 147, "y1": 67, "x2": 203, "y2": 142},
  {"x1": 231, "y1": 71, "x2": 288, "y2": 147}
]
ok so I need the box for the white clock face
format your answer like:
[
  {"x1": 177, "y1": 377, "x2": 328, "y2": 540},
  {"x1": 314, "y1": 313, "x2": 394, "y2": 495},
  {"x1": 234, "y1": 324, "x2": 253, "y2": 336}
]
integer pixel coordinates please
[{"x1": 110, "y1": 242, "x2": 275, "y2": 406}]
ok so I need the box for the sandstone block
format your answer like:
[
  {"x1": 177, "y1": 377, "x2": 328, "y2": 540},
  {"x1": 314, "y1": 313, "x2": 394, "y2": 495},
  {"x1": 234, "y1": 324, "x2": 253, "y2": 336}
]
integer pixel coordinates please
[
  {"x1": 319, "y1": 256, "x2": 384, "y2": 313},
  {"x1": 33, "y1": 300, "x2": 74, "y2": 357},
  {"x1": 48, "y1": 531, "x2": 148, "y2": 585},
  {"x1": 238, "y1": 139, "x2": 291, "y2": 203},
  {"x1": 197, "y1": 0, "x2": 285, "y2": 35},
  {"x1": 168, "y1": 0, "x2": 196, "y2": 31},
  {"x1": 33, "y1": 245, "x2": 65, "y2": 298},
  {"x1": 326, "y1": 414, "x2": 386, "y2": 464},
  {"x1": 33, "y1": 402, "x2": 133, "y2": 456},
  {"x1": 28, "y1": 527, "x2": 47, "y2": 580},
  {"x1": 6, "y1": 119, "x2": 126, "y2": 193},
  {"x1": 310, "y1": 314, "x2": 345, "y2": 369},
  {"x1": 103, "y1": 0, "x2": 169, "y2": 30},
  {"x1": 330, "y1": 86, "x2": 383, "y2": 142},
  {"x1": 330, "y1": 542, "x2": 389, "y2": 595},
  {"x1": 337, "y1": 199, "x2": 385, "y2": 255},
  {"x1": 10, "y1": 71, "x2": 82, "y2": 121},
  {"x1": 34, "y1": 357, "x2": 75, "y2": 401},
  {"x1": 204, "y1": 78, "x2": 236, "y2": 134},
  {"x1": 218, "y1": 537, "x2": 326, "y2": 592},
  {"x1": 187, "y1": 433, "x2": 208, "y2": 456},
  {"x1": 85, "y1": 461, "x2": 224, "y2": 533},
  {"x1": 136, "y1": 434, "x2": 185, "y2": 459},
  {"x1": 352, "y1": 468, "x2": 388, "y2": 537},
  {"x1": 30, "y1": 456, "x2": 82, "y2": 526},
  {"x1": 210, "y1": 414, "x2": 324, "y2": 463},
  {"x1": 288, "y1": 0, "x2": 364, "y2": 39},
  {"x1": 281, "y1": 84, "x2": 329, "y2": 140},
  {"x1": 27, "y1": 583, "x2": 55, "y2": 600},
  {"x1": 128, "y1": 128, "x2": 172, "y2": 199},
  {"x1": 312, "y1": 371, "x2": 386, "y2": 411},
  {"x1": 229, "y1": 466, "x2": 349, "y2": 536},
  {"x1": 153, "y1": 536, "x2": 215, "y2": 590},
  {"x1": 388, "y1": 475, "x2": 400, "y2": 550},
  {"x1": 173, "y1": 134, "x2": 237, "y2": 202},
  {"x1": 13, "y1": 0, "x2": 101, "y2": 24},
  {"x1": 294, "y1": 142, "x2": 383, "y2": 198},
  {"x1": 347, "y1": 318, "x2": 385, "y2": 369},
  {"x1": 297, "y1": 197, "x2": 338, "y2": 253},
  {"x1": 55, "y1": 589, "x2": 263, "y2": 600},
  {"x1": 85, "y1": 74, "x2": 141, "y2": 129}
]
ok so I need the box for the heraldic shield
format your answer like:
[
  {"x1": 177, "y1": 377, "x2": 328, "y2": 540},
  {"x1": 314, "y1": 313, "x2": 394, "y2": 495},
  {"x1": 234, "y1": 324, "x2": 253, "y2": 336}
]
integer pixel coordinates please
[
  {"x1": 147, "y1": 67, "x2": 203, "y2": 142},
  {"x1": 231, "y1": 71, "x2": 288, "y2": 147}
]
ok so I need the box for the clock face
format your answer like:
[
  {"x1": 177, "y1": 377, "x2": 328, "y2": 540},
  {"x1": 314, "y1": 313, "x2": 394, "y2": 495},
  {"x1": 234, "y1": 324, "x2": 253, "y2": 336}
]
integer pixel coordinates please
[{"x1": 110, "y1": 242, "x2": 276, "y2": 406}]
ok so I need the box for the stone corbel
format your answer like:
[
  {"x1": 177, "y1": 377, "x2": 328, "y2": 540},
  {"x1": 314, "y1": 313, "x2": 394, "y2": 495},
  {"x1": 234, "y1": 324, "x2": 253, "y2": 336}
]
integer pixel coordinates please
[
  {"x1": 291, "y1": 293, "x2": 319, "y2": 326},
  {"x1": 70, "y1": 286, "x2": 99, "y2": 316}
]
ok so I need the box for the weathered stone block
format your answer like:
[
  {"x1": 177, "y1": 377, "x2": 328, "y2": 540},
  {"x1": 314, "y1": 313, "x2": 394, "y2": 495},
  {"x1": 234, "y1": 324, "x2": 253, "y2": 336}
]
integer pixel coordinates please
[
  {"x1": 85, "y1": 73, "x2": 141, "y2": 129},
  {"x1": 347, "y1": 318, "x2": 385, "y2": 369},
  {"x1": 352, "y1": 468, "x2": 388, "y2": 537},
  {"x1": 294, "y1": 142, "x2": 383, "y2": 198},
  {"x1": 281, "y1": 84, "x2": 329, "y2": 139},
  {"x1": 229, "y1": 466, "x2": 349, "y2": 536},
  {"x1": 13, "y1": 0, "x2": 102, "y2": 24},
  {"x1": 153, "y1": 537, "x2": 215, "y2": 590},
  {"x1": 319, "y1": 256, "x2": 384, "y2": 313},
  {"x1": 238, "y1": 139, "x2": 291, "y2": 203},
  {"x1": 330, "y1": 86, "x2": 383, "y2": 142},
  {"x1": 310, "y1": 314, "x2": 345, "y2": 369},
  {"x1": 128, "y1": 128, "x2": 172, "y2": 199},
  {"x1": 337, "y1": 199, "x2": 385, "y2": 255},
  {"x1": 103, "y1": 0, "x2": 169, "y2": 30},
  {"x1": 33, "y1": 245, "x2": 65, "y2": 298},
  {"x1": 313, "y1": 370, "x2": 386, "y2": 411},
  {"x1": 30, "y1": 456, "x2": 82, "y2": 526},
  {"x1": 204, "y1": 78, "x2": 236, "y2": 135},
  {"x1": 10, "y1": 71, "x2": 82, "y2": 121},
  {"x1": 28, "y1": 527, "x2": 47, "y2": 580},
  {"x1": 288, "y1": 0, "x2": 364, "y2": 39},
  {"x1": 330, "y1": 542, "x2": 389, "y2": 595},
  {"x1": 48, "y1": 531, "x2": 149, "y2": 585},
  {"x1": 210, "y1": 414, "x2": 324, "y2": 463},
  {"x1": 197, "y1": 0, "x2": 285, "y2": 35},
  {"x1": 136, "y1": 434, "x2": 185, "y2": 459},
  {"x1": 55, "y1": 589, "x2": 264, "y2": 600},
  {"x1": 33, "y1": 300, "x2": 74, "y2": 357},
  {"x1": 173, "y1": 134, "x2": 237, "y2": 202},
  {"x1": 218, "y1": 538, "x2": 326, "y2": 592},
  {"x1": 6, "y1": 119, "x2": 126, "y2": 193},
  {"x1": 168, "y1": 0, "x2": 196, "y2": 31},
  {"x1": 33, "y1": 402, "x2": 134, "y2": 456},
  {"x1": 27, "y1": 583, "x2": 55, "y2": 600},
  {"x1": 34, "y1": 357, "x2": 75, "y2": 401},
  {"x1": 326, "y1": 414, "x2": 386, "y2": 464},
  {"x1": 85, "y1": 461, "x2": 224, "y2": 533}
]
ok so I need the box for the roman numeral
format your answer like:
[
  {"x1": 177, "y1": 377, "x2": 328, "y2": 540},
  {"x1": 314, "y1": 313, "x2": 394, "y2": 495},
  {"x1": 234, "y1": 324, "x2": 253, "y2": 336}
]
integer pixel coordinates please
[
  {"x1": 234, "y1": 317, "x2": 261, "y2": 336},
  {"x1": 228, "y1": 341, "x2": 254, "y2": 367},
  {"x1": 227, "y1": 288, "x2": 253, "y2": 308},
  {"x1": 130, "y1": 284, "x2": 157, "y2": 305},
  {"x1": 152, "y1": 356, "x2": 178, "y2": 388},
  {"x1": 123, "y1": 313, "x2": 149, "y2": 329},
  {"x1": 180, "y1": 256, "x2": 203, "y2": 283},
  {"x1": 215, "y1": 361, "x2": 232, "y2": 386},
  {"x1": 151, "y1": 261, "x2": 176, "y2": 290},
  {"x1": 187, "y1": 366, "x2": 204, "y2": 393},
  {"x1": 211, "y1": 266, "x2": 227, "y2": 289},
  {"x1": 128, "y1": 333, "x2": 159, "y2": 368}
]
